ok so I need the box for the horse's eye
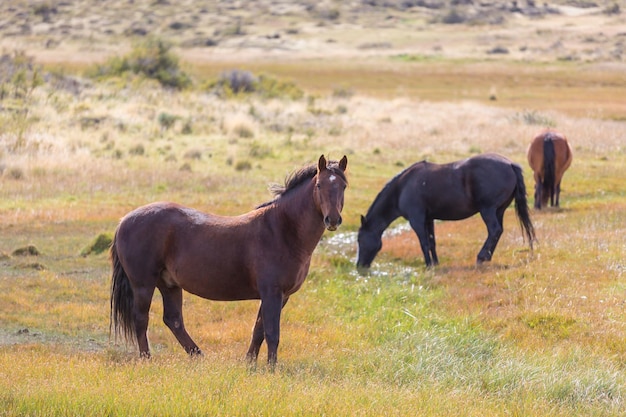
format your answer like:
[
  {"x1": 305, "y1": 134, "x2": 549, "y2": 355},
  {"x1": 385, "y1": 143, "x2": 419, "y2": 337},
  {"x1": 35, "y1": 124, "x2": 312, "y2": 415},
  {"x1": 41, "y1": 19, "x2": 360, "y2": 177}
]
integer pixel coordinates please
[{"x1": 316, "y1": 183, "x2": 321, "y2": 189}]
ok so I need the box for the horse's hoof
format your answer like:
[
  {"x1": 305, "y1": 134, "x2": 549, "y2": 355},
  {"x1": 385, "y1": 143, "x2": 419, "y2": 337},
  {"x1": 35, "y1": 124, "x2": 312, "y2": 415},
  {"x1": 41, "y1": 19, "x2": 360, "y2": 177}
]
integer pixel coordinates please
[{"x1": 188, "y1": 347, "x2": 203, "y2": 356}]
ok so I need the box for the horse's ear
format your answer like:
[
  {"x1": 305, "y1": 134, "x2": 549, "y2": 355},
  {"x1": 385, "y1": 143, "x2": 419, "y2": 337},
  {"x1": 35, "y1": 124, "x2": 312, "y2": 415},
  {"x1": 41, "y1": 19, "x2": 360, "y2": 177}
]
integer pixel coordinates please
[
  {"x1": 338, "y1": 155, "x2": 348, "y2": 171},
  {"x1": 318, "y1": 155, "x2": 327, "y2": 172},
  {"x1": 360, "y1": 215, "x2": 366, "y2": 226}
]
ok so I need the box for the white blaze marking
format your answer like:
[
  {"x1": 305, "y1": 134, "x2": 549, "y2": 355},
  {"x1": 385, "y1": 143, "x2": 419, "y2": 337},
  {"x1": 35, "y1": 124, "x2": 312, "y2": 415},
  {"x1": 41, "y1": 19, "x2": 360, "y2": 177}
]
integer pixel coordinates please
[{"x1": 329, "y1": 175, "x2": 337, "y2": 182}]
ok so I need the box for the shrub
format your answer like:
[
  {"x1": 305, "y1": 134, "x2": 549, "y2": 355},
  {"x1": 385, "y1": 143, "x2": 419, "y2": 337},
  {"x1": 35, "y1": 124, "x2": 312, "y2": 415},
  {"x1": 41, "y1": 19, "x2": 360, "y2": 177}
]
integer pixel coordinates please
[
  {"x1": 255, "y1": 74, "x2": 304, "y2": 100},
  {"x1": 80, "y1": 233, "x2": 113, "y2": 256},
  {"x1": 214, "y1": 70, "x2": 256, "y2": 96},
  {"x1": 336, "y1": 105, "x2": 348, "y2": 114},
  {"x1": 0, "y1": 51, "x2": 44, "y2": 100},
  {"x1": 604, "y1": 3, "x2": 620, "y2": 15},
  {"x1": 92, "y1": 39, "x2": 191, "y2": 90},
  {"x1": 332, "y1": 87, "x2": 354, "y2": 98},
  {"x1": 233, "y1": 123, "x2": 254, "y2": 138},
  {"x1": 248, "y1": 142, "x2": 272, "y2": 158},
  {"x1": 235, "y1": 160, "x2": 252, "y2": 171},
  {"x1": 7, "y1": 167, "x2": 25, "y2": 180},
  {"x1": 181, "y1": 118, "x2": 193, "y2": 134},
  {"x1": 0, "y1": 51, "x2": 44, "y2": 151},
  {"x1": 207, "y1": 70, "x2": 303, "y2": 100},
  {"x1": 487, "y1": 46, "x2": 509, "y2": 55},
  {"x1": 12, "y1": 245, "x2": 40, "y2": 256},
  {"x1": 440, "y1": 8, "x2": 467, "y2": 24},
  {"x1": 316, "y1": 7, "x2": 340, "y2": 21},
  {"x1": 184, "y1": 149, "x2": 202, "y2": 160},
  {"x1": 511, "y1": 110, "x2": 555, "y2": 127},
  {"x1": 158, "y1": 112, "x2": 178, "y2": 131},
  {"x1": 128, "y1": 144, "x2": 145, "y2": 156}
]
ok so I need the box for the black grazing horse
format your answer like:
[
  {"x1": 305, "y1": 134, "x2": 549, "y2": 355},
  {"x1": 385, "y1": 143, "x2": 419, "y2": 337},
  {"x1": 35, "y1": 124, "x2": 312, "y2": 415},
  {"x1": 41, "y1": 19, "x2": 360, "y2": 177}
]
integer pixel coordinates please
[{"x1": 357, "y1": 153, "x2": 535, "y2": 268}]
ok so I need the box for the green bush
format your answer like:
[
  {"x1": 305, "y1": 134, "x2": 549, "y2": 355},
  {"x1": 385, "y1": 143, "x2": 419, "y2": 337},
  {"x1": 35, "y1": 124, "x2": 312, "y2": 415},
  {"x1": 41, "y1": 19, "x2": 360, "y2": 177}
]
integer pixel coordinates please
[
  {"x1": 255, "y1": 74, "x2": 304, "y2": 100},
  {"x1": 440, "y1": 8, "x2": 466, "y2": 24},
  {"x1": 92, "y1": 39, "x2": 191, "y2": 90},
  {"x1": 80, "y1": 233, "x2": 113, "y2": 256},
  {"x1": 158, "y1": 112, "x2": 178, "y2": 130},
  {"x1": 235, "y1": 160, "x2": 252, "y2": 171},
  {"x1": 206, "y1": 70, "x2": 303, "y2": 100}
]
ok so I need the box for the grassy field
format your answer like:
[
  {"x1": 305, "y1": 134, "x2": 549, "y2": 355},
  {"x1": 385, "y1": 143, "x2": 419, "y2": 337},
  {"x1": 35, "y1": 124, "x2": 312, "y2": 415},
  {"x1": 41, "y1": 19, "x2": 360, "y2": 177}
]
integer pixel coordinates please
[{"x1": 1, "y1": 1, "x2": 625, "y2": 416}]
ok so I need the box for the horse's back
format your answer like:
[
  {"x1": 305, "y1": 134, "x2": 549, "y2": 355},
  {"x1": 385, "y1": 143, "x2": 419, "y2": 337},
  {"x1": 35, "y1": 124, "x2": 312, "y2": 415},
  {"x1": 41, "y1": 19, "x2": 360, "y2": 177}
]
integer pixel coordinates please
[
  {"x1": 115, "y1": 202, "x2": 208, "y2": 270},
  {"x1": 459, "y1": 153, "x2": 519, "y2": 194},
  {"x1": 114, "y1": 202, "x2": 259, "y2": 297},
  {"x1": 461, "y1": 153, "x2": 515, "y2": 168},
  {"x1": 116, "y1": 202, "x2": 220, "y2": 248},
  {"x1": 527, "y1": 130, "x2": 572, "y2": 172},
  {"x1": 400, "y1": 154, "x2": 517, "y2": 220}
]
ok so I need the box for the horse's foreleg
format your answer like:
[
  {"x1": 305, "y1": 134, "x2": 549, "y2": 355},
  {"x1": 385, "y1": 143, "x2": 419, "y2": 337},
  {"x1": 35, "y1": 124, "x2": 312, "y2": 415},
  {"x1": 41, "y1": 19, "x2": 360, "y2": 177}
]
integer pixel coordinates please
[
  {"x1": 159, "y1": 284, "x2": 202, "y2": 356},
  {"x1": 426, "y1": 219, "x2": 439, "y2": 265},
  {"x1": 477, "y1": 208, "x2": 503, "y2": 264},
  {"x1": 409, "y1": 216, "x2": 433, "y2": 266},
  {"x1": 246, "y1": 296, "x2": 289, "y2": 367},
  {"x1": 259, "y1": 288, "x2": 284, "y2": 369}
]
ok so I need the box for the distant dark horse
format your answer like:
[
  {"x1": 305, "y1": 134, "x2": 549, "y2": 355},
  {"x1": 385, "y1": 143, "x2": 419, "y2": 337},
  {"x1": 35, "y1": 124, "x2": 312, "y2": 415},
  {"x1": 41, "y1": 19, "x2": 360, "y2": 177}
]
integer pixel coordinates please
[
  {"x1": 110, "y1": 155, "x2": 348, "y2": 367},
  {"x1": 357, "y1": 153, "x2": 535, "y2": 268},
  {"x1": 527, "y1": 130, "x2": 573, "y2": 209}
]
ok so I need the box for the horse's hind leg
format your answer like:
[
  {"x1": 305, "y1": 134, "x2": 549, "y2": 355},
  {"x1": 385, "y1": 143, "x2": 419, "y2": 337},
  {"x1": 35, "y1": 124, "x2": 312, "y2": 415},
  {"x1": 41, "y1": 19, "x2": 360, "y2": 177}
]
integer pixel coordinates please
[
  {"x1": 533, "y1": 174, "x2": 542, "y2": 209},
  {"x1": 554, "y1": 173, "x2": 564, "y2": 207},
  {"x1": 477, "y1": 207, "x2": 503, "y2": 264},
  {"x1": 132, "y1": 285, "x2": 156, "y2": 358},
  {"x1": 158, "y1": 283, "x2": 202, "y2": 355}
]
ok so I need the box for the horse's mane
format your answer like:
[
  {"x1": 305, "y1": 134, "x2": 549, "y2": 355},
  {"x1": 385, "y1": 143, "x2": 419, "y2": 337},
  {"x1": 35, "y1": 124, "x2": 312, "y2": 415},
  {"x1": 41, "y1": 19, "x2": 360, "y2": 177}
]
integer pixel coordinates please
[{"x1": 257, "y1": 160, "x2": 347, "y2": 209}]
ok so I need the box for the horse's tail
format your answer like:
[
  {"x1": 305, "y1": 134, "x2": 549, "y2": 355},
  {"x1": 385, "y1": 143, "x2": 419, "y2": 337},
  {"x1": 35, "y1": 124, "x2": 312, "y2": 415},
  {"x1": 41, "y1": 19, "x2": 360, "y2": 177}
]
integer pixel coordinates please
[
  {"x1": 543, "y1": 136, "x2": 556, "y2": 206},
  {"x1": 512, "y1": 164, "x2": 536, "y2": 250},
  {"x1": 110, "y1": 231, "x2": 136, "y2": 345}
]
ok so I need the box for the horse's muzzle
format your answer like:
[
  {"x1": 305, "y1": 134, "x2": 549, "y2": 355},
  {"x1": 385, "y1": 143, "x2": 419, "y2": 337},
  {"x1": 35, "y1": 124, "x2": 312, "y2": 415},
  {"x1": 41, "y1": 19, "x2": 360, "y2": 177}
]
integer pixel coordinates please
[
  {"x1": 324, "y1": 215, "x2": 342, "y2": 231},
  {"x1": 356, "y1": 264, "x2": 371, "y2": 276}
]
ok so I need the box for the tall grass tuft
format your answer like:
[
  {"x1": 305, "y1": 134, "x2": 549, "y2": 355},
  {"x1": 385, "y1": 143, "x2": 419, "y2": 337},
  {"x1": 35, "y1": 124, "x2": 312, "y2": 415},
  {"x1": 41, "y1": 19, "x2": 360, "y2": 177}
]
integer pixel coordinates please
[{"x1": 0, "y1": 51, "x2": 44, "y2": 151}]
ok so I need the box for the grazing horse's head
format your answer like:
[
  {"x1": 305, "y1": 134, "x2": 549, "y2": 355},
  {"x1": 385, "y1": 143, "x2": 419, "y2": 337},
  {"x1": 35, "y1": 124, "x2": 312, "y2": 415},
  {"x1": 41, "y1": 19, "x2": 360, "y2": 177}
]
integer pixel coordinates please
[
  {"x1": 315, "y1": 155, "x2": 348, "y2": 231},
  {"x1": 356, "y1": 215, "x2": 382, "y2": 271}
]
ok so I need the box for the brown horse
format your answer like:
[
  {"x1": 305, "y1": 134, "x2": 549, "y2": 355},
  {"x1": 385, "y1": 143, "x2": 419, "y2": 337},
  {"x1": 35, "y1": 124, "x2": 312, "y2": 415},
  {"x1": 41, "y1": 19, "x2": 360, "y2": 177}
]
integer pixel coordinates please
[
  {"x1": 110, "y1": 155, "x2": 348, "y2": 367},
  {"x1": 527, "y1": 130, "x2": 573, "y2": 209}
]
